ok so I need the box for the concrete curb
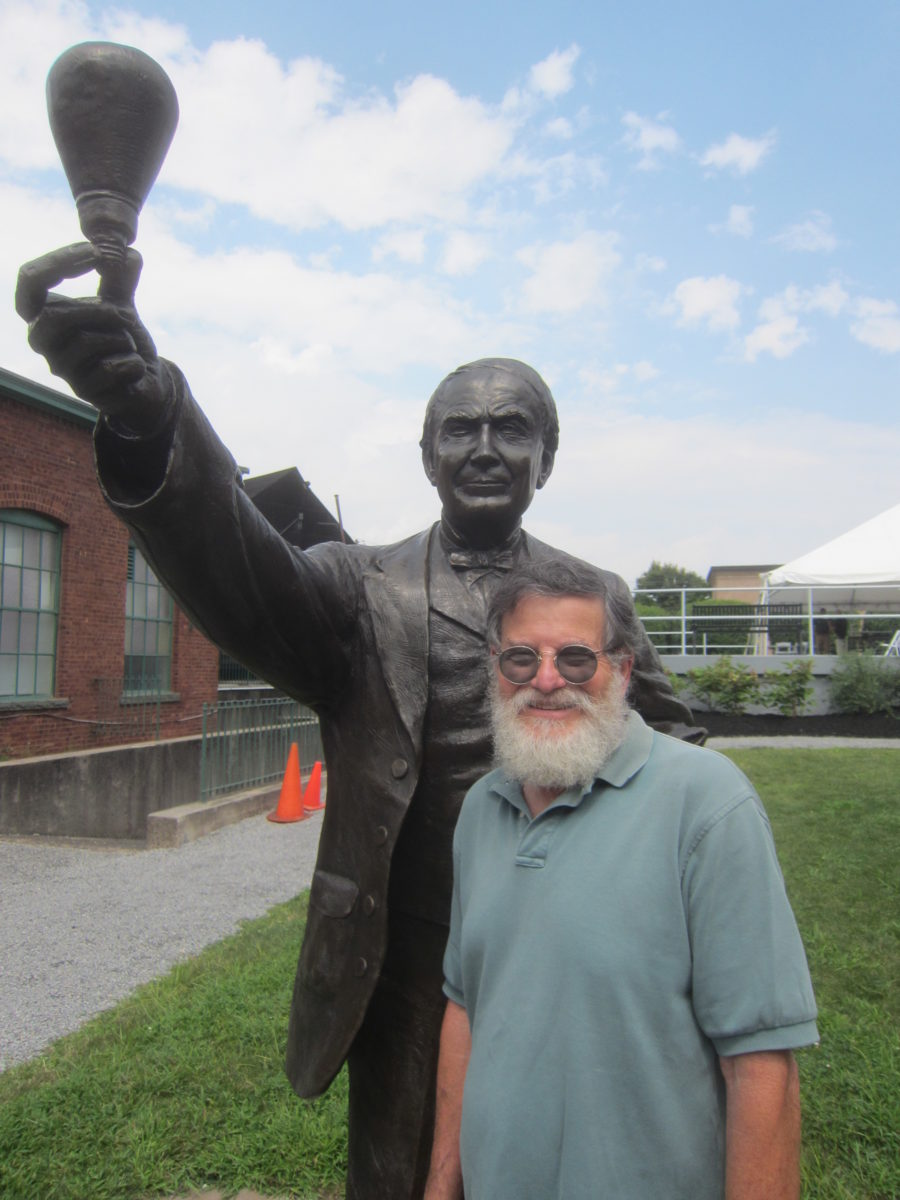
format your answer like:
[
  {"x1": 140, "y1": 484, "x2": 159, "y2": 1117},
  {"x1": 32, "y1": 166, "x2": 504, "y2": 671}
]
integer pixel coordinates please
[
  {"x1": 147, "y1": 770, "x2": 329, "y2": 848},
  {"x1": 146, "y1": 785, "x2": 281, "y2": 848}
]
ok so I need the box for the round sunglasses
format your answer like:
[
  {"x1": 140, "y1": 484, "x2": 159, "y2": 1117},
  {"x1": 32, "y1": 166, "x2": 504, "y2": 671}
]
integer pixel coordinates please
[{"x1": 495, "y1": 643, "x2": 606, "y2": 686}]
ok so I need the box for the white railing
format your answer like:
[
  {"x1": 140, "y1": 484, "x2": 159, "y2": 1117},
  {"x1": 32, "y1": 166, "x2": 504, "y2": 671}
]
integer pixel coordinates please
[{"x1": 632, "y1": 583, "x2": 900, "y2": 658}]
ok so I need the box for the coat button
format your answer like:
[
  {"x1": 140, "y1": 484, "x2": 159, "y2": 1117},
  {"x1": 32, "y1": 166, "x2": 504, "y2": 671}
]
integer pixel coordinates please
[
  {"x1": 363, "y1": 894, "x2": 376, "y2": 916},
  {"x1": 391, "y1": 757, "x2": 408, "y2": 779},
  {"x1": 354, "y1": 957, "x2": 368, "y2": 976},
  {"x1": 374, "y1": 825, "x2": 388, "y2": 845}
]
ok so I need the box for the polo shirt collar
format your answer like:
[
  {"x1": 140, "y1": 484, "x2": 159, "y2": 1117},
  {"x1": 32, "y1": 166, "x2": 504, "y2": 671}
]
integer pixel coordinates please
[{"x1": 490, "y1": 709, "x2": 654, "y2": 813}]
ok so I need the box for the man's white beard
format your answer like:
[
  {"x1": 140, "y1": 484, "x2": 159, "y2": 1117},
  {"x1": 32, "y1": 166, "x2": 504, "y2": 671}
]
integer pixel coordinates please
[{"x1": 490, "y1": 672, "x2": 630, "y2": 791}]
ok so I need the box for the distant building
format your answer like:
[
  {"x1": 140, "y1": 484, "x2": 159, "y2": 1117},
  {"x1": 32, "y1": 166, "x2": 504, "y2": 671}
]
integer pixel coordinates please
[
  {"x1": 706, "y1": 564, "x2": 782, "y2": 604},
  {"x1": 243, "y1": 467, "x2": 352, "y2": 549},
  {"x1": 0, "y1": 366, "x2": 219, "y2": 760}
]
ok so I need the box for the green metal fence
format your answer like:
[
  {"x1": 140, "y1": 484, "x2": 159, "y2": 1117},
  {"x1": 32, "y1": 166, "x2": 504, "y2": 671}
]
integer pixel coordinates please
[{"x1": 199, "y1": 696, "x2": 323, "y2": 801}]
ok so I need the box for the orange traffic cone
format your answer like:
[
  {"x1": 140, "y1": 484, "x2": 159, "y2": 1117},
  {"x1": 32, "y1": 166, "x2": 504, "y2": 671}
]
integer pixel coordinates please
[
  {"x1": 303, "y1": 760, "x2": 325, "y2": 811},
  {"x1": 267, "y1": 743, "x2": 307, "y2": 823}
]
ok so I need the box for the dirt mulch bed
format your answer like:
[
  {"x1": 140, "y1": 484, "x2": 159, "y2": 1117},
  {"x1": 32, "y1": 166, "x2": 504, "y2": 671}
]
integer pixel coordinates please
[{"x1": 700, "y1": 712, "x2": 900, "y2": 738}]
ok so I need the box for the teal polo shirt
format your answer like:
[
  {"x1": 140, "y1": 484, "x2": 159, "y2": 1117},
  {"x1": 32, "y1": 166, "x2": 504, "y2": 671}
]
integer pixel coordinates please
[{"x1": 443, "y1": 712, "x2": 818, "y2": 1200}]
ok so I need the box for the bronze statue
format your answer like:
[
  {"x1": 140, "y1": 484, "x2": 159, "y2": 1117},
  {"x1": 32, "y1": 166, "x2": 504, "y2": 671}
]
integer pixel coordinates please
[{"x1": 18, "y1": 44, "x2": 702, "y2": 1200}]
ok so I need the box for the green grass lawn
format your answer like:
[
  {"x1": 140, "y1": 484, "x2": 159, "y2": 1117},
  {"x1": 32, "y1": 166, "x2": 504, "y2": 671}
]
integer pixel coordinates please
[
  {"x1": 0, "y1": 747, "x2": 897, "y2": 1200},
  {"x1": 726, "y1": 748, "x2": 899, "y2": 1200}
]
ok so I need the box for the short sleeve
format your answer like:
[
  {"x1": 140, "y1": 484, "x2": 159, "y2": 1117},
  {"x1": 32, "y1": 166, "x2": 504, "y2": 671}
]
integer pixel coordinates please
[{"x1": 683, "y1": 791, "x2": 818, "y2": 1055}]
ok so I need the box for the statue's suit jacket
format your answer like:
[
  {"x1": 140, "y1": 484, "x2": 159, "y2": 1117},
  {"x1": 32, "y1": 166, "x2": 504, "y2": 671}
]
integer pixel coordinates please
[{"x1": 94, "y1": 366, "x2": 698, "y2": 1100}]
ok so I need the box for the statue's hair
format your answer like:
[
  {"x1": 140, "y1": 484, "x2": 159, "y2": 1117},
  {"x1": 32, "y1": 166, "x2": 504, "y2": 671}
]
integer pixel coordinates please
[
  {"x1": 420, "y1": 358, "x2": 560, "y2": 457},
  {"x1": 486, "y1": 557, "x2": 642, "y2": 659}
]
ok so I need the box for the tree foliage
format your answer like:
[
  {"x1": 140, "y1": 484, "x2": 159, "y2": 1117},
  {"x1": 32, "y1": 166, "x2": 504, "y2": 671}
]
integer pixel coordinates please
[{"x1": 635, "y1": 560, "x2": 710, "y2": 612}]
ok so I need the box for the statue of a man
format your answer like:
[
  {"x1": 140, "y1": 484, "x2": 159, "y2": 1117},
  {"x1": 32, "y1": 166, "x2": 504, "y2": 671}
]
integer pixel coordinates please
[{"x1": 18, "y1": 244, "x2": 702, "y2": 1199}]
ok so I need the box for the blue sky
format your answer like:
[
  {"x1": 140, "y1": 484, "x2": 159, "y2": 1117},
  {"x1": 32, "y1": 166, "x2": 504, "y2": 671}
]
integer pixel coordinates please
[{"x1": 1, "y1": 0, "x2": 898, "y2": 584}]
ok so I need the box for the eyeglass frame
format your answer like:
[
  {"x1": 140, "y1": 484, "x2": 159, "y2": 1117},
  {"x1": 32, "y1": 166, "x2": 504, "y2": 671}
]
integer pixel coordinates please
[{"x1": 491, "y1": 642, "x2": 629, "y2": 686}]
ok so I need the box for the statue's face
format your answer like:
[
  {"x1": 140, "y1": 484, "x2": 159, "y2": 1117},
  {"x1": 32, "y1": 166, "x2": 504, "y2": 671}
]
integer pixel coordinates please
[{"x1": 423, "y1": 367, "x2": 555, "y2": 548}]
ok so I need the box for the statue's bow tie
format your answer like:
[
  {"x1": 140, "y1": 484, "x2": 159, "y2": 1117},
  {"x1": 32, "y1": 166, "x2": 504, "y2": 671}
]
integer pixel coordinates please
[{"x1": 448, "y1": 548, "x2": 516, "y2": 571}]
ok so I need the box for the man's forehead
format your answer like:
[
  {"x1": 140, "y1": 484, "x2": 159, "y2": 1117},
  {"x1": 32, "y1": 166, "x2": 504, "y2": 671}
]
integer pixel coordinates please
[
  {"x1": 501, "y1": 592, "x2": 608, "y2": 637},
  {"x1": 434, "y1": 372, "x2": 542, "y2": 419}
]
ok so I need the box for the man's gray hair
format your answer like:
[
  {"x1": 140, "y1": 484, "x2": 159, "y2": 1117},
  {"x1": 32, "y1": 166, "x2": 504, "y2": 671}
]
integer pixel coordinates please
[
  {"x1": 486, "y1": 558, "x2": 643, "y2": 658},
  {"x1": 420, "y1": 357, "x2": 560, "y2": 456}
]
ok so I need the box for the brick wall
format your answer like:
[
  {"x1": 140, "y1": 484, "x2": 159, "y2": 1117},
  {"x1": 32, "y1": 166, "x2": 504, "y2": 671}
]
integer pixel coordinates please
[{"x1": 0, "y1": 385, "x2": 219, "y2": 759}]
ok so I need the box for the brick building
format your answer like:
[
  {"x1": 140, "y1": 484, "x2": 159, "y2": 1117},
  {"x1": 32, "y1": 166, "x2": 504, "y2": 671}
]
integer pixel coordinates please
[{"x1": 0, "y1": 366, "x2": 219, "y2": 760}]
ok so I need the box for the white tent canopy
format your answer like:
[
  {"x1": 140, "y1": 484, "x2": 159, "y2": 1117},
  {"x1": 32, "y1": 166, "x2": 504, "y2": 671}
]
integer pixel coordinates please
[{"x1": 763, "y1": 503, "x2": 900, "y2": 608}]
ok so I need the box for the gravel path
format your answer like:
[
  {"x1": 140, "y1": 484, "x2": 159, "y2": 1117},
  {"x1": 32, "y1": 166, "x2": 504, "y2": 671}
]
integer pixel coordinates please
[
  {"x1": 4, "y1": 735, "x2": 896, "y2": 1074},
  {"x1": 0, "y1": 810, "x2": 324, "y2": 1073},
  {"x1": 707, "y1": 735, "x2": 900, "y2": 749}
]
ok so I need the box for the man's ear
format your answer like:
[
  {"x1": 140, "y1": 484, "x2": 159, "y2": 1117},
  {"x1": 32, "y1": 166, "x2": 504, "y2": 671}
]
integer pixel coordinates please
[
  {"x1": 421, "y1": 441, "x2": 438, "y2": 486},
  {"x1": 536, "y1": 446, "x2": 555, "y2": 490}
]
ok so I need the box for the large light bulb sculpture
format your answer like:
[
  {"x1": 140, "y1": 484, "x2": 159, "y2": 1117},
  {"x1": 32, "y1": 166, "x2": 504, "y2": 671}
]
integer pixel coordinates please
[{"x1": 46, "y1": 41, "x2": 178, "y2": 267}]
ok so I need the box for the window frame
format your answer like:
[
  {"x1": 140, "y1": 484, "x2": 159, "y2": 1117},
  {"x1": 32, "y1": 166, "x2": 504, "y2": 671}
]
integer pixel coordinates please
[
  {"x1": 0, "y1": 509, "x2": 61, "y2": 701},
  {"x1": 123, "y1": 544, "x2": 174, "y2": 696}
]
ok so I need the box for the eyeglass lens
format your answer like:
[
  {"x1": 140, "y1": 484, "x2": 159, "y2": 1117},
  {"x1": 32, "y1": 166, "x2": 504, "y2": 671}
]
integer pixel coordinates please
[{"x1": 498, "y1": 644, "x2": 600, "y2": 685}]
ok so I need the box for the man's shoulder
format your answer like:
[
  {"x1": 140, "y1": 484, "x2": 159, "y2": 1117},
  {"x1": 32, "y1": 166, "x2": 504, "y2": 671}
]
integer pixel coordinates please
[
  {"x1": 651, "y1": 725, "x2": 747, "y2": 773},
  {"x1": 645, "y1": 726, "x2": 760, "y2": 809}
]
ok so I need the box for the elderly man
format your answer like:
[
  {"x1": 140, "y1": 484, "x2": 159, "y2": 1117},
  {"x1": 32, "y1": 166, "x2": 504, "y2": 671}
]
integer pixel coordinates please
[
  {"x1": 18, "y1": 244, "x2": 702, "y2": 1199},
  {"x1": 426, "y1": 558, "x2": 818, "y2": 1200}
]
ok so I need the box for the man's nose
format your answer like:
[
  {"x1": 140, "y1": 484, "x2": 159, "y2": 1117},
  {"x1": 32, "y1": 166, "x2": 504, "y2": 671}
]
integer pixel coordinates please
[
  {"x1": 532, "y1": 654, "x2": 567, "y2": 692},
  {"x1": 470, "y1": 423, "x2": 499, "y2": 464}
]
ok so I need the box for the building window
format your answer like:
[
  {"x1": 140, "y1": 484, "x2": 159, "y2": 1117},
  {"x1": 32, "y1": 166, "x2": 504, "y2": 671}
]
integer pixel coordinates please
[
  {"x1": 0, "y1": 510, "x2": 60, "y2": 699},
  {"x1": 124, "y1": 545, "x2": 173, "y2": 692}
]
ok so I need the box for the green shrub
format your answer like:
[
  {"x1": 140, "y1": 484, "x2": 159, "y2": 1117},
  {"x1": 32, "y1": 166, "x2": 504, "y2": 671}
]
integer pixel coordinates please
[
  {"x1": 761, "y1": 660, "x2": 815, "y2": 718},
  {"x1": 829, "y1": 654, "x2": 900, "y2": 717},
  {"x1": 683, "y1": 657, "x2": 761, "y2": 714}
]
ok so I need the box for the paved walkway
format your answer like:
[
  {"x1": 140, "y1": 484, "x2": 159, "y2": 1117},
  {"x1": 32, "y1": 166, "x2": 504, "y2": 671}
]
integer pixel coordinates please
[{"x1": 708, "y1": 735, "x2": 900, "y2": 749}]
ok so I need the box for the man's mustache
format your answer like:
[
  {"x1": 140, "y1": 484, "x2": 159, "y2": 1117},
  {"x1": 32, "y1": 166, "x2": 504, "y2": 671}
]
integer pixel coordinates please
[{"x1": 507, "y1": 688, "x2": 595, "y2": 714}]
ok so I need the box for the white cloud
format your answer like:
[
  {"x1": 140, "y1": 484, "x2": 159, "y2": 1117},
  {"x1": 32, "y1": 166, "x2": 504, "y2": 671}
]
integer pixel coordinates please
[
  {"x1": 772, "y1": 211, "x2": 837, "y2": 253},
  {"x1": 545, "y1": 117, "x2": 574, "y2": 140},
  {"x1": 440, "y1": 231, "x2": 490, "y2": 276},
  {"x1": 700, "y1": 131, "x2": 775, "y2": 175},
  {"x1": 666, "y1": 275, "x2": 743, "y2": 332},
  {"x1": 743, "y1": 283, "x2": 849, "y2": 360},
  {"x1": 372, "y1": 229, "x2": 426, "y2": 264},
  {"x1": 851, "y1": 297, "x2": 900, "y2": 353},
  {"x1": 632, "y1": 360, "x2": 660, "y2": 383},
  {"x1": 0, "y1": 0, "x2": 96, "y2": 170},
  {"x1": 504, "y1": 145, "x2": 607, "y2": 204},
  {"x1": 621, "y1": 111, "x2": 681, "y2": 169},
  {"x1": 711, "y1": 204, "x2": 754, "y2": 238},
  {"x1": 576, "y1": 359, "x2": 659, "y2": 398},
  {"x1": 515, "y1": 231, "x2": 621, "y2": 314},
  {"x1": 635, "y1": 253, "x2": 667, "y2": 273},
  {"x1": 0, "y1": 2, "x2": 516, "y2": 234},
  {"x1": 529, "y1": 152, "x2": 580, "y2": 203},
  {"x1": 744, "y1": 312, "x2": 808, "y2": 361},
  {"x1": 172, "y1": 65, "x2": 515, "y2": 231},
  {"x1": 529, "y1": 44, "x2": 580, "y2": 99},
  {"x1": 803, "y1": 281, "x2": 849, "y2": 316}
]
